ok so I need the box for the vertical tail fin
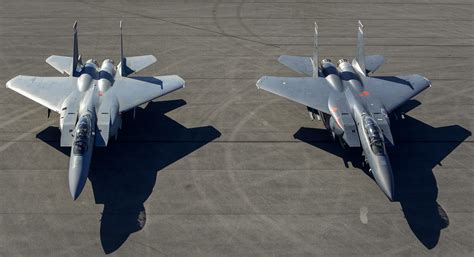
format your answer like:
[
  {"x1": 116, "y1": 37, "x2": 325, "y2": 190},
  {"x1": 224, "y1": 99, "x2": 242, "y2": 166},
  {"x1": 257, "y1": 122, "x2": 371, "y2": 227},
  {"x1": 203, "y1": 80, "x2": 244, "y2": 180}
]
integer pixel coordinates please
[
  {"x1": 117, "y1": 21, "x2": 157, "y2": 77},
  {"x1": 72, "y1": 21, "x2": 80, "y2": 77},
  {"x1": 312, "y1": 21, "x2": 319, "y2": 78},
  {"x1": 119, "y1": 20, "x2": 126, "y2": 76},
  {"x1": 355, "y1": 20, "x2": 366, "y2": 76}
]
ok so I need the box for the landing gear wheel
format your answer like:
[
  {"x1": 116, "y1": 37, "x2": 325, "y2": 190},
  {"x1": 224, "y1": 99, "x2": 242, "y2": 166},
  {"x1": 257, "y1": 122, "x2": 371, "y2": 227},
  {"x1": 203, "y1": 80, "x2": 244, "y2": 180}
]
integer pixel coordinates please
[
  {"x1": 361, "y1": 158, "x2": 368, "y2": 168},
  {"x1": 338, "y1": 136, "x2": 346, "y2": 149}
]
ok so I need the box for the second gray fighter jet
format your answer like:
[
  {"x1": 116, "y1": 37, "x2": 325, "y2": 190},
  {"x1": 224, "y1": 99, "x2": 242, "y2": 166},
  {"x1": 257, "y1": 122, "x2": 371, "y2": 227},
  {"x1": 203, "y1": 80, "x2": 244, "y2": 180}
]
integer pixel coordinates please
[
  {"x1": 256, "y1": 21, "x2": 431, "y2": 201},
  {"x1": 6, "y1": 22, "x2": 185, "y2": 200}
]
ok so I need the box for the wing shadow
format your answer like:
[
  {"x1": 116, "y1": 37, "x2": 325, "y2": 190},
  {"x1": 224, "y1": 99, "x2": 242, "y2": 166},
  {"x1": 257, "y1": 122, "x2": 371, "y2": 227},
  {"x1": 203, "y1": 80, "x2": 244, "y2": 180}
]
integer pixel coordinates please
[
  {"x1": 293, "y1": 102, "x2": 470, "y2": 249},
  {"x1": 36, "y1": 99, "x2": 221, "y2": 254}
]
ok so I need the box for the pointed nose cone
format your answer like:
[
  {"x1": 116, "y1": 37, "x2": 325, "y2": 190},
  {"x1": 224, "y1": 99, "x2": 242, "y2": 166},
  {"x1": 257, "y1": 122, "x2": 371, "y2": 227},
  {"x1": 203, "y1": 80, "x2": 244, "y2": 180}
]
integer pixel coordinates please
[
  {"x1": 371, "y1": 161, "x2": 395, "y2": 201},
  {"x1": 68, "y1": 156, "x2": 89, "y2": 200}
]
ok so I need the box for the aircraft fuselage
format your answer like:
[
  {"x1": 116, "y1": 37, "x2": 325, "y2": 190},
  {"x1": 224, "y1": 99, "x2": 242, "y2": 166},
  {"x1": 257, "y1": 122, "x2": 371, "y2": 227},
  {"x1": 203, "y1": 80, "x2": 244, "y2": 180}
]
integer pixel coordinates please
[
  {"x1": 63, "y1": 59, "x2": 121, "y2": 199},
  {"x1": 319, "y1": 58, "x2": 395, "y2": 200}
]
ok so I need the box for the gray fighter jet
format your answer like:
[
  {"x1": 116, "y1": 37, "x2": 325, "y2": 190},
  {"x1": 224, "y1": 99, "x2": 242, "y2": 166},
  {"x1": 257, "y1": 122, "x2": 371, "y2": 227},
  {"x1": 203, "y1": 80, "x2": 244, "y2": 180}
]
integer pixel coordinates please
[
  {"x1": 256, "y1": 21, "x2": 431, "y2": 201},
  {"x1": 6, "y1": 22, "x2": 185, "y2": 200}
]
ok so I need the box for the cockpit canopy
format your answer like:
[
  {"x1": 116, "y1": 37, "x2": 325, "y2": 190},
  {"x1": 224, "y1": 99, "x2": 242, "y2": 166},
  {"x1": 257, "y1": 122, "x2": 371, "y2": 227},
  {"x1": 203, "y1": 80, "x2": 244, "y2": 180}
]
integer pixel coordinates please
[
  {"x1": 73, "y1": 115, "x2": 92, "y2": 155},
  {"x1": 363, "y1": 115, "x2": 385, "y2": 155}
]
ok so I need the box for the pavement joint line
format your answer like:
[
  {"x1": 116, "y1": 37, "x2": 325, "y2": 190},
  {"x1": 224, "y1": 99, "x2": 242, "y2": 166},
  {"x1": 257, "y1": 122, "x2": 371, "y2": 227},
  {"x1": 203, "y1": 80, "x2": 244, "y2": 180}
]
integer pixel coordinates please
[
  {"x1": 0, "y1": 17, "x2": 473, "y2": 21},
  {"x1": 1, "y1": 35, "x2": 474, "y2": 40},
  {"x1": 0, "y1": 140, "x2": 471, "y2": 143},
  {"x1": 0, "y1": 211, "x2": 472, "y2": 216},
  {"x1": 0, "y1": 106, "x2": 44, "y2": 129},
  {"x1": 0, "y1": 119, "x2": 56, "y2": 152}
]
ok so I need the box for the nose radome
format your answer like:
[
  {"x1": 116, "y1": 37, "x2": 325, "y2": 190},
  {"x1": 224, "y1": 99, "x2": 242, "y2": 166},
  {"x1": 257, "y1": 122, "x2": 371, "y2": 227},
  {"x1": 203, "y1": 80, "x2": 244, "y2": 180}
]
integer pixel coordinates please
[
  {"x1": 371, "y1": 162, "x2": 395, "y2": 201},
  {"x1": 68, "y1": 157, "x2": 89, "y2": 200}
]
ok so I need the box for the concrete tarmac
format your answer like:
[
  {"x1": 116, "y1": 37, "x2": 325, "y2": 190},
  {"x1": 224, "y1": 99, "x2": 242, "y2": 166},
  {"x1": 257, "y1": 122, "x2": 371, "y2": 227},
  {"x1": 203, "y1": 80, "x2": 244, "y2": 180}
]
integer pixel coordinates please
[{"x1": 0, "y1": 0, "x2": 473, "y2": 256}]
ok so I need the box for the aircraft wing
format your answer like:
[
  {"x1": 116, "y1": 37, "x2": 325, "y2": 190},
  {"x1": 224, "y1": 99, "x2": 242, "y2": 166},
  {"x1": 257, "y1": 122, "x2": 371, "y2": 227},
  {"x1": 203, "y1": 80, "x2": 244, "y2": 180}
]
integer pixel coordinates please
[
  {"x1": 278, "y1": 55, "x2": 314, "y2": 77},
  {"x1": 256, "y1": 76, "x2": 332, "y2": 113},
  {"x1": 110, "y1": 75, "x2": 185, "y2": 112},
  {"x1": 6, "y1": 76, "x2": 77, "y2": 112},
  {"x1": 363, "y1": 75, "x2": 431, "y2": 113}
]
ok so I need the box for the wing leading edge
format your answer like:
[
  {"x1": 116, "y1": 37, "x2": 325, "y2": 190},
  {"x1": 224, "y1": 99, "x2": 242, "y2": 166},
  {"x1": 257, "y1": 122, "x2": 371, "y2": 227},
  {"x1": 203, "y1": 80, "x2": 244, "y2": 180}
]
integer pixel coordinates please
[{"x1": 256, "y1": 76, "x2": 333, "y2": 113}]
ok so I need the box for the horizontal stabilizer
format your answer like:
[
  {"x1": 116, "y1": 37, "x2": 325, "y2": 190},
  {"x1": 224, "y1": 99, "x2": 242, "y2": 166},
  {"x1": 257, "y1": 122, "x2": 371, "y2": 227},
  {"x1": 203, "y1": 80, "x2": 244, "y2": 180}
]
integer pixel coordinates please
[
  {"x1": 256, "y1": 76, "x2": 332, "y2": 113},
  {"x1": 118, "y1": 55, "x2": 157, "y2": 77},
  {"x1": 365, "y1": 55, "x2": 384, "y2": 73},
  {"x1": 46, "y1": 55, "x2": 74, "y2": 75},
  {"x1": 278, "y1": 55, "x2": 315, "y2": 77}
]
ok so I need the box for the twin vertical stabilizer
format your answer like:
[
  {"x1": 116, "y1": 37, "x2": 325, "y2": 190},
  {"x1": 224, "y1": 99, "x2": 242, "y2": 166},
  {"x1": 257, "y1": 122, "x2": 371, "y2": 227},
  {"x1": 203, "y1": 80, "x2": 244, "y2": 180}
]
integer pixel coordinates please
[
  {"x1": 119, "y1": 21, "x2": 126, "y2": 76},
  {"x1": 312, "y1": 21, "x2": 319, "y2": 78},
  {"x1": 117, "y1": 21, "x2": 157, "y2": 77},
  {"x1": 72, "y1": 21, "x2": 81, "y2": 77},
  {"x1": 354, "y1": 20, "x2": 385, "y2": 75},
  {"x1": 45, "y1": 21, "x2": 82, "y2": 76},
  {"x1": 354, "y1": 20, "x2": 366, "y2": 76}
]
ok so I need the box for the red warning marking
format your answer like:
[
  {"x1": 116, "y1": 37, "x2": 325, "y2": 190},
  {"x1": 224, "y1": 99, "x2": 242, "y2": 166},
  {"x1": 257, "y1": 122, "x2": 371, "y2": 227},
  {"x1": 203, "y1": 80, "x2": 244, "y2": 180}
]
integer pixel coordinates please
[
  {"x1": 99, "y1": 92, "x2": 103, "y2": 96},
  {"x1": 358, "y1": 91, "x2": 370, "y2": 97},
  {"x1": 330, "y1": 106, "x2": 338, "y2": 113}
]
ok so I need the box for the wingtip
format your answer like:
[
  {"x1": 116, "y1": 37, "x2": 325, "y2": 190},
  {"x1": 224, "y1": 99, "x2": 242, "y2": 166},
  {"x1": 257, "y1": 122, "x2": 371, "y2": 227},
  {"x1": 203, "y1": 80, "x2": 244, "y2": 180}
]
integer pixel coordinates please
[
  {"x1": 256, "y1": 77, "x2": 266, "y2": 89},
  {"x1": 175, "y1": 75, "x2": 186, "y2": 88},
  {"x1": 5, "y1": 76, "x2": 19, "y2": 89},
  {"x1": 70, "y1": 188, "x2": 79, "y2": 201},
  {"x1": 277, "y1": 55, "x2": 287, "y2": 62},
  {"x1": 45, "y1": 55, "x2": 56, "y2": 64}
]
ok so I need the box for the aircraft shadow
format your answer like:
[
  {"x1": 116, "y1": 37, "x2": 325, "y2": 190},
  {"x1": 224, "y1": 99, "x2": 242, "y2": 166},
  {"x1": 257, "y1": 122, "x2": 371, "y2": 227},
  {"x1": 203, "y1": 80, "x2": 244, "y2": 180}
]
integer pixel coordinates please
[
  {"x1": 293, "y1": 100, "x2": 471, "y2": 249},
  {"x1": 36, "y1": 99, "x2": 221, "y2": 254}
]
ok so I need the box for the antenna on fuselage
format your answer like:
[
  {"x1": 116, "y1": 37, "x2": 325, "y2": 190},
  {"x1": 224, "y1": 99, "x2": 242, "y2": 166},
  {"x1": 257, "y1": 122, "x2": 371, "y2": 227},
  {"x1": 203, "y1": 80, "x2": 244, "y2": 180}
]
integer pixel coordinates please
[
  {"x1": 72, "y1": 21, "x2": 81, "y2": 77},
  {"x1": 312, "y1": 21, "x2": 320, "y2": 78},
  {"x1": 355, "y1": 20, "x2": 366, "y2": 76}
]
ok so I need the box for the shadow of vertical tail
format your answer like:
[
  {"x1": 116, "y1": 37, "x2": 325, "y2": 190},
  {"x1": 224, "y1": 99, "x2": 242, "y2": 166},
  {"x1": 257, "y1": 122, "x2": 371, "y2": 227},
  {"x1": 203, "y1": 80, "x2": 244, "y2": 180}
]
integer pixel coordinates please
[
  {"x1": 37, "y1": 100, "x2": 221, "y2": 254},
  {"x1": 293, "y1": 100, "x2": 471, "y2": 249}
]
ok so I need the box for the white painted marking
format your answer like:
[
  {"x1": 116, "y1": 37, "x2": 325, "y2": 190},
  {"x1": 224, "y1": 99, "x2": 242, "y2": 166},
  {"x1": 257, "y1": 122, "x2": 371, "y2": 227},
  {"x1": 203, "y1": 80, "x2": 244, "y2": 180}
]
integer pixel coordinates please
[{"x1": 360, "y1": 206, "x2": 368, "y2": 224}]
